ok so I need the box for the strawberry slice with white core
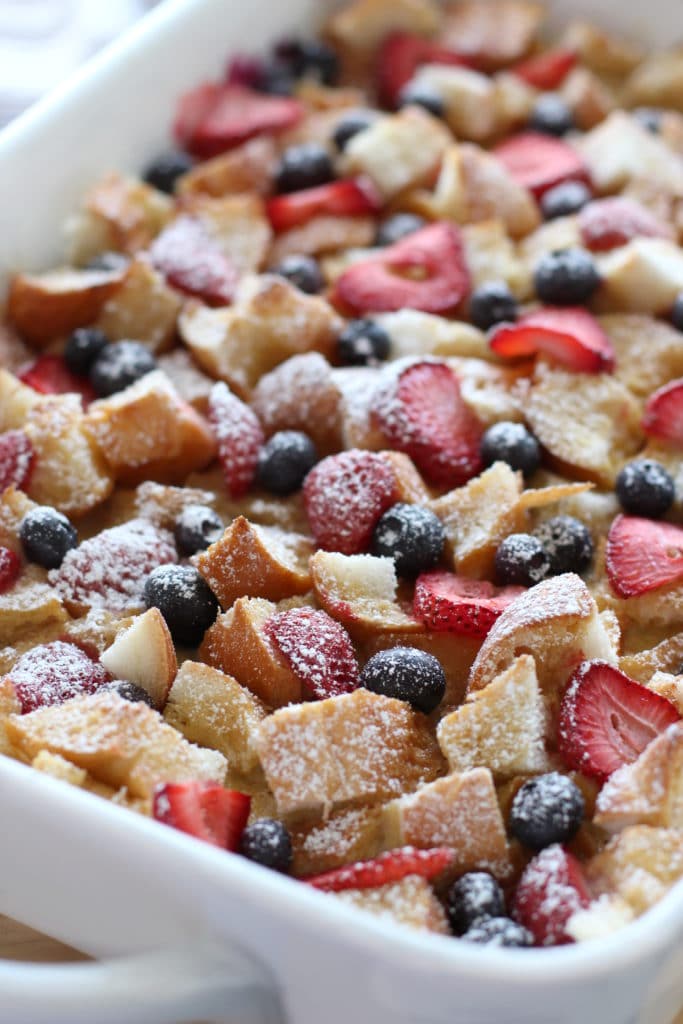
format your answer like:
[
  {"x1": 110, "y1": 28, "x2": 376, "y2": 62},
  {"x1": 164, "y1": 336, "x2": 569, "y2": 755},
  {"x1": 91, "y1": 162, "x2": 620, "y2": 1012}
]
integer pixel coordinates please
[
  {"x1": 153, "y1": 781, "x2": 251, "y2": 850},
  {"x1": 334, "y1": 223, "x2": 471, "y2": 315},
  {"x1": 377, "y1": 32, "x2": 470, "y2": 107},
  {"x1": 208, "y1": 382, "x2": 264, "y2": 499},
  {"x1": 512, "y1": 845, "x2": 590, "y2": 946},
  {"x1": 558, "y1": 660, "x2": 680, "y2": 782},
  {"x1": 493, "y1": 132, "x2": 590, "y2": 199},
  {"x1": 267, "y1": 178, "x2": 382, "y2": 233},
  {"x1": 489, "y1": 307, "x2": 615, "y2": 373},
  {"x1": 414, "y1": 571, "x2": 524, "y2": 637},
  {"x1": 578, "y1": 197, "x2": 673, "y2": 252},
  {"x1": 0, "y1": 546, "x2": 20, "y2": 594},
  {"x1": 150, "y1": 216, "x2": 237, "y2": 307},
  {"x1": 605, "y1": 515, "x2": 683, "y2": 599},
  {"x1": 642, "y1": 378, "x2": 683, "y2": 446},
  {"x1": 371, "y1": 361, "x2": 483, "y2": 488},
  {"x1": 7, "y1": 640, "x2": 111, "y2": 713},
  {"x1": 19, "y1": 354, "x2": 96, "y2": 406},
  {"x1": 513, "y1": 48, "x2": 577, "y2": 90},
  {"x1": 303, "y1": 846, "x2": 455, "y2": 892},
  {"x1": 264, "y1": 606, "x2": 360, "y2": 699},
  {"x1": 0, "y1": 429, "x2": 34, "y2": 493}
]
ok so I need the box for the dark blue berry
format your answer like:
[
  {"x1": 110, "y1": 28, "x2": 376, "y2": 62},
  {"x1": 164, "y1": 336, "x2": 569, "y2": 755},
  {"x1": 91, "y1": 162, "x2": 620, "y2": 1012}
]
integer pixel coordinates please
[
  {"x1": 333, "y1": 110, "x2": 377, "y2": 151},
  {"x1": 633, "y1": 107, "x2": 662, "y2": 134},
  {"x1": 447, "y1": 872, "x2": 505, "y2": 935},
  {"x1": 174, "y1": 504, "x2": 224, "y2": 556},
  {"x1": 469, "y1": 281, "x2": 518, "y2": 331},
  {"x1": 462, "y1": 917, "x2": 534, "y2": 947},
  {"x1": 495, "y1": 533, "x2": 553, "y2": 587},
  {"x1": 337, "y1": 319, "x2": 391, "y2": 365},
  {"x1": 240, "y1": 818, "x2": 293, "y2": 872},
  {"x1": 143, "y1": 150, "x2": 194, "y2": 193},
  {"x1": 89, "y1": 340, "x2": 157, "y2": 397},
  {"x1": 671, "y1": 292, "x2": 683, "y2": 332},
  {"x1": 375, "y1": 213, "x2": 426, "y2": 247},
  {"x1": 64, "y1": 328, "x2": 110, "y2": 376},
  {"x1": 528, "y1": 93, "x2": 574, "y2": 137},
  {"x1": 259, "y1": 61, "x2": 295, "y2": 96},
  {"x1": 19, "y1": 506, "x2": 77, "y2": 569},
  {"x1": 271, "y1": 254, "x2": 324, "y2": 294},
  {"x1": 101, "y1": 680, "x2": 155, "y2": 707},
  {"x1": 275, "y1": 144, "x2": 334, "y2": 193},
  {"x1": 85, "y1": 251, "x2": 130, "y2": 273},
  {"x1": 534, "y1": 248, "x2": 601, "y2": 305},
  {"x1": 143, "y1": 565, "x2": 219, "y2": 648},
  {"x1": 533, "y1": 514, "x2": 594, "y2": 575},
  {"x1": 540, "y1": 180, "x2": 592, "y2": 221},
  {"x1": 257, "y1": 431, "x2": 319, "y2": 495},
  {"x1": 397, "y1": 85, "x2": 445, "y2": 118},
  {"x1": 371, "y1": 503, "x2": 445, "y2": 576},
  {"x1": 615, "y1": 459, "x2": 675, "y2": 518},
  {"x1": 509, "y1": 772, "x2": 585, "y2": 850},
  {"x1": 286, "y1": 40, "x2": 339, "y2": 86},
  {"x1": 360, "y1": 647, "x2": 446, "y2": 714},
  {"x1": 480, "y1": 422, "x2": 540, "y2": 477}
]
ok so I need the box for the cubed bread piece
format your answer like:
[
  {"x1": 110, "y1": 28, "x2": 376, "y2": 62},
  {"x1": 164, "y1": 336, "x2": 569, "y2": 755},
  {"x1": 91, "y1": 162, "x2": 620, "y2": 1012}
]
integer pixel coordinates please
[
  {"x1": 0, "y1": 322, "x2": 32, "y2": 374},
  {"x1": 31, "y1": 750, "x2": 87, "y2": 786},
  {"x1": 409, "y1": 66, "x2": 498, "y2": 143},
  {"x1": 177, "y1": 136, "x2": 277, "y2": 198},
  {"x1": 0, "y1": 369, "x2": 39, "y2": 431},
  {"x1": 62, "y1": 608, "x2": 134, "y2": 658},
  {"x1": 333, "y1": 365, "x2": 389, "y2": 451},
  {"x1": 133, "y1": 481, "x2": 217, "y2": 530},
  {"x1": 441, "y1": 1, "x2": 544, "y2": 70},
  {"x1": 575, "y1": 112, "x2": 683, "y2": 194},
  {"x1": 560, "y1": 68, "x2": 615, "y2": 131},
  {"x1": 600, "y1": 315, "x2": 683, "y2": 399},
  {"x1": 585, "y1": 826, "x2": 683, "y2": 915},
  {"x1": 325, "y1": 0, "x2": 441, "y2": 60},
  {"x1": 0, "y1": 486, "x2": 37, "y2": 554},
  {"x1": 377, "y1": 452, "x2": 431, "y2": 505},
  {"x1": 622, "y1": 48, "x2": 683, "y2": 113},
  {"x1": 268, "y1": 216, "x2": 376, "y2": 265},
  {"x1": 68, "y1": 173, "x2": 173, "y2": 263},
  {"x1": 437, "y1": 655, "x2": 548, "y2": 777},
  {"x1": 100, "y1": 608, "x2": 177, "y2": 710},
  {"x1": 183, "y1": 193, "x2": 272, "y2": 276},
  {"x1": 156, "y1": 349, "x2": 215, "y2": 412},
  {"x1": 290, "y1": 805, "x2": 386, "y2": 876},
  {"x1": 336, "y1": 876, "x2": 449, "y2": 934},
  {"x1": 0, "y1": 677, "x2": 22, "y2": 757},
  {"x1": 256, "y1": 689, "x2": 444, "y2": 816},
  {"x1": 519, "y1": 216, "x2": 582, "y2": 275},
  {"x1": 95, "y1": 257, "x2": 181, "y2": 353},
  {"x1": 448, "y1": 357, "x2": 529, "y2": 425},
  {"x1": 6, "y1": 692, "x2": 226, "y2": 798},
  {"x1": 459, "y1": 144, "x2": 540, "y2": 239},
  {"x1": 560, "y1": 20, "x2": 642, "y2": 76},
  {"x1": 644, "y1": 672, "x2": 683, "y2": 714},
  {"x1": 462, "y1": 220, "x2": 531, "y2": 298},
  {"x1": 250, "y1": 353, "x2": 343, "y2": 456},
  {"x1": 566, "y1": 895, "x2": 635, "y2": 943},
  {"x1": 0, "y1": 566, "x2": 68, "y2": 646},
  {"x1": 7, "y1": 267, "x2": 125, "y2": 348},
  {"x1": 375, "y1": 309, "x2": 489, "y2": 361},
  {"x1": 595, "y1": 239, "x2": 683, "y2": 315}
]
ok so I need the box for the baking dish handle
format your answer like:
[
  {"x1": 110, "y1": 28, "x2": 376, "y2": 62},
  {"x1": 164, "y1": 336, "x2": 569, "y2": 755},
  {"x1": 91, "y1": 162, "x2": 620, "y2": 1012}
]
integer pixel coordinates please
[{"x1": 0, "y1": 940, "x2": 285, "y2": 1024}]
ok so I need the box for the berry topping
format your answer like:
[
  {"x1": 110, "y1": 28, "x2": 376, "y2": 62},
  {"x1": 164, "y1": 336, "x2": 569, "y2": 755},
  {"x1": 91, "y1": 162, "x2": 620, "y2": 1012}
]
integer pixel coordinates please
[
  {"x1": 89, "y1": 340, "x2": 157, "y2": 398},
  {"x1": 671, "y1": 292, "x2": 683, "y2": 331},
  {"x1": 376, "y1": 32, "x2": 468, "y2": 108},
  {"x1": 19, "y1": 354, "x2": 96, "y2": 405},
  {"x1": 7, "y1": 640, "x2": 110, "y2": 713},
  {"x1": 333, "y1": 109, "x2": 377, "y2": 151},
  {"x1": 258, "y1": 60, "x2": 295, "y2": 96},
  {"x1": 469, "y1": 280, "x2": 518, "y2": 331},
  {"x1": 558, "y1": 660, "x2": 681, "y2": 781},
  {"x1": 303, "y1": 449, "x2": 398, "y2": 554},
  {"x1": 208, "y1": 381, "x2": 265, "y2": 499},
  {"x1": 509, "y1": 773, "x2": 585, "y2": 850},
  {"x1": 271, "y1": 254, "x2": 324, "y2": 294},
  {"x1": 447, "y1": 871, "x2": 506, "y2": 935},
  {"x1": 606, "y1": 515, "x2": 683, "y2": 598},
  {"x1": 533, "y1": 248, "x2": 601, "y2": 305},
  {"x1": 489, "y1": 307, "x2": 615, "y2": 373},
  {"x1": 578, "y1": 197, "x2": 672, "y2": 252},
  {"x1": 267, "y1": 178, "x2": 381, "y2": 233},
  {"x1": 64, "y1": 327, "x2": 110, "y2": 376},
  {"x1": 240, "y1": 818, "x2": 293, "y2": 872},
  {"x1": 371, "y1": 503, "x2": 445, "y2": 577},
  {"x1": 461, "y1": 917, "x2": 534, "y2": 947},
  {"x1": 149, "y1": 216, "x2": 237, "y2": 306},
  {"x1": 336, "y1": 319, "x2": 391, "y2": 366},
  {"x1": 414, "y1": 572, "x2": 523, "y2": 637},
  {"x1": 264, "y1": 606, "x2": 359, "y2": 699},
  {"x1": 304, "y1": 845, "x2": 454, "y2": 892},
  {"x1": 513, "y1": 48, "x2": 577, "y2": 90},
  {"x1": 275, "y1": 143, "x2": 335, "y2": 194},
  {"x1": 143, "y1": 150, "x2": 194, "y2": 193},
  {"x1": 143, "y1": 564, "x2": 219, "y2": 648},
  {"x1": 397, "y1": 84, "x2": 445, "y2": 118},
  {"x1": 153, "y1": 780, "x2": 251, "y2": 850},
  {"x1": 615, "y1": 458, "x2": 675, "y2": 518},
  {"x1": 0, "y1": 546, "x2": 21, "y2": 594},
  {"x1": 495, "y1": 533, "x2": 554, "y2": 587},
  {"x1": 375, "y1": 213, "x2": 427, "y2": 248},
  {"x1": 528, "y1": 93, "x2": 574, "y2": 137},
  {"x1": 0, "y1": 429, "x2": 34, "y2": 493},
  {"x1": 359, "y1": 646, "x2": 446, "y2": 714},
  {"x1": 20, "y1": 506, "x2": 77, "y2": 570},
  {"x1": 101, "y1": 679, "x2": 155, "y2": 707},
  {"x1": 174, "y1": 504, "x2": 224, "y2": 556},
  {"x1": 540, "y1": 180, "x2": 592, "y2": 220},
  {"x1": 642, "y1": 378, "x2": 683, "y2": 446},
  {"x1": 480, "y1": 421, "x2": 541, "y2": 477},
  {"x1": 512, "y1": 845, "x2": 590, "y2": 946},
  {"x1": 533, "y1": 515, "x2": 594, "y2": 575},
  {"x1": 371, "y1": 361, "x2": 483, "y2": 488},
  {"x1": 256, "y1": 430, "x2": 319, "y2": 496},
  {"x1": 493, "y1": 132, "x2": 590, "y2": 199},
  {"x1": 284, "y1": 39, "x2": 340, "y2": 86}
]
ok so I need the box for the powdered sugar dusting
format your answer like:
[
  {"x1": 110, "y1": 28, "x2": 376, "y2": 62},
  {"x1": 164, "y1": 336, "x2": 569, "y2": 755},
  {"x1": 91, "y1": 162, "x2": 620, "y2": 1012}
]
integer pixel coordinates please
[
  {"x1": 0, "y1": 429, "x2": 34, "y2": 492},
  {"x1": 6, "y1": 640, "x2": 110, "y2": 713},
  {"x1": 208, "y1": 381, "x2": 264, "y2": 498},
  {"x1": 265, "y1": 606, "x2": 359, "y2": 699}
]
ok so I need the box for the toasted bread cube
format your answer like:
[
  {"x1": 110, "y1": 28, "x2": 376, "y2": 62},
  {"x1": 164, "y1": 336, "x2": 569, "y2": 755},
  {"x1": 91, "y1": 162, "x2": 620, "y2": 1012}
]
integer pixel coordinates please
[
  {"x1": 408, "y1": 66, "x2": 498, "y2": 143},
  {"x1": 7, "y1": 267, "x2": 125, "y2": 348},
  {"x1": 290, "y1": 806, "x2": 386, "y2": 877},
  {"x1": 100, "y1": 608, "x2": 177, "y2": 710},
  {"x1": 68, "y1": 173, "x2": 173, "y2": 263},
  {"x1": 251, "y1": 353, "x2": 343, "y2": 456},
  {"x1": 377, "y1": 452, "x2": 432, "y2": 505},
  {"x1": 560, "y1": 68, "x2": 615, "y2": 131},
  {"x1": 643, "y1": 671, "x2": 683, "y2": 714},
  {"x1": 441, "y1": 1, "x2": 544, "y2": 70},
  {"x1": 336, "y1": 876, "x2": 449, "y2": 934},
  {"x1": 0, "y1": 566, "x2": 68, "y2": 646},
  {"x1": 566, "y1": 895, "x2": 636, "y2": 943},
  {"x1": 333, "y1": 365, "x2": 389, "y2": 451},
  {"x1": 133, "y1": 481, "x2": 216, "y2": 530},
  {"x1": 463, "y1": 220, "x2": 531, "y2": 298},
  {"x1": 519, "y1": 216, "x2": 582, "y2": 275},
  {"x1": 32, "y1": 750, "x2": 88, "y2": 786},
  {"x1": 0, "y1": 322, "x2": 32, "y2": 374},
  {"x1": 576, "y1": 112, "x2": 683, "y2": 194},
  {"x1": 586, "y1": 826, "x2": 683, "y2": 915},
  {"x1": 376, "y1": 309, "x2": 489, "y2": 361},
  {"x1": 95, "y1": 258, "x2": 181, "y2": 353},
  {"x1": 459, "y1": 144, "x2": 540, "y2": 239},
  {"x1": 183, "y1": 194, "x2": 272, "y2": 276},
  {"x1": 268, "y1": 216, "x2": 376, "y2": 266},
  {"x1": 560, "y1": 20, "x2": 642, "y2": 76},
  {"x1": 256, "y1": 689, "x2": 444, "y2": 816},
  {"x1": 178, "y1": 136, "x2": 277, "y2": 198},
  {"x1": 325, "y1": 0, "x2": 441, "y2": 59},
  {"x1": 0, "y1": 677, "x2": 23, "y2": 757},
  {"x1": 156, "y1": 349, "x2": 215, "y2": 412},
  {"x1": 596, "y1": 239, "x2": 683, "y2": 316},
  {"x1": 62, "y1": 608, "x2": 134, "y2": 658},
  {"x1": 600, "y1": 315, "x2": 683, "y2": 399},
  {"x1": 0, "y1": 368, "x2": 40, "y2": 432},
  {"x1": 623, "y1": 48, "x2": 683, "y2": 113},
  {"x1": 595, "y1": 723, "x2": 683, "y2": 832},
  {"x1": 0, "y1": 487, "x2": 37, "y2": 554},
  {"x1": 448, "y1": 356, "x2": 530, "y2": 425}
]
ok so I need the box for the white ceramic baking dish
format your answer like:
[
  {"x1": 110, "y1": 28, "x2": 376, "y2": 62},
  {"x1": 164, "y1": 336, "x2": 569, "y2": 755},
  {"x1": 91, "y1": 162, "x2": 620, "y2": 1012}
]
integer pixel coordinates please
[{"x1": 0, "y1": 1, "x2": 682, "y2": 1021}]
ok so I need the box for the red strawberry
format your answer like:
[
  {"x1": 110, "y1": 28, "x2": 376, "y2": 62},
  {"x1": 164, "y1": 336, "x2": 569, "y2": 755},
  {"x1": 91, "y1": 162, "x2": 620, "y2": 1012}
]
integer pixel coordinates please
[
  {"x1": 6, "y1": 640, "x2": 110, "y2": 713},
  {"x1": 377, "y1": 32, "x2": 469, "y2": 107},
  {"x1": 266, "y1": 178, "x2": 382, "y2": 233},
  {"x1": 208, "y1": 382, "x2": 264, "y2": 499},
  {"x1": 303, "y1": 845, "x2": 455, "y2": 892},
  {"x1": 414, "y1": 571, "x2": 524, "y2": 637},
  {"x1": 264, "y1": 606, "x2": 360, "y2": 699},
  {"x1": 489, "y1": 307, "x2": 615, "y2": 373},
  {"x1": 558, "y1": 660, "x2": 680, "y2": 782},
  {"x1": 371, "y1": 361, "x2": 483, "y2": 488},
  {"x1": 225, "y1": 54, "x2": 266, "y2": 89},
  {"x1": 512, "y1": 845, "x2": 590, "y2": 946},
  {"x1": 606, "y1": 515, "x2": 683, "y2": 599},
  {"x1": 578, "y1": 197, "x2": 673, "y2": 252},
  {"x1": 153, "y1": 781, "x2": 251, "y2": 850},
  {"x1": 333, "y1": 222, "x2": 470, "y2": 315},
  {"x1": 0, "y1": 429, "x2": 34, "y2": 493},
  {"x1": 19, "y1": 354, "x2": 96, "y2": 405},
  {"x1": 175, "y1": 83, "x2": 304, "y2": 158},
  {"x1": 642, "y1": 378, "x2": 683, "y2": 446},
  {"x1": 513, "y1": 48, "x2": 577, "y2": 90},
  {"x1": 493, "y1": 132, "x2": 590, "y2": 199},
  {"x1": 149, "y1": 216, "x2": 237, "y2": 306},
  {"x1": 0, "y1": 547, "x2": 21, "y2": 593}
]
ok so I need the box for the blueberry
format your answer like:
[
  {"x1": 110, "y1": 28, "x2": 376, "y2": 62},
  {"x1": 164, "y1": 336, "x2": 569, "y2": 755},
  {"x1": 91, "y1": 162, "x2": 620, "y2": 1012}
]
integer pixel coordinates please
[
  {"x1": 461, "y1": 917, "x2": 534, "y2": 947},
  {"x1": 19, "y1": 506, "x2": 77, "y2": 569},
  {"x1": 275, "y1": 144, "x2": 334, "y2": 193},
  {"x1": 469, "y1": 281, "x2": 518, "y2": 331},
  {"x1": 143, "y1": 565, "x2": 219, "y2": 648},
  {"x1": 671, "y1": 292, "x2": 683, "y2": 332},
  {"x1": 495, "y1": 533, "x2": 553, "y2": 587},
  {"x1": 397, "y1": 85, "x2": 445, "y2": 118},
  {"x1": 271, "y1": 254, "x2": 324, "y2": 294},
  {"x1": 259, "y1": 60, "x2": 295, "y2": 96},
  {"x1": 533, "y1": 248, "x2": 601, "y2": 305},
  {"x1": 540, "y1": 180, "x2": 592, "y2": 221},
  {"x1": 633, "y1": 107, "x2": 662, "y2": 134},
  {"x1": 528, "y1": 93, "x2": 574, "y2": 137},
  {"x1": 533, "y1": 515, "x2": 594, "y2": 575},
  {"x1": 360, "y1": 647, "x2": 446, "y2": 714},
  {"x1": 174, "y1": 504, "x2": 224, "y2": 556},
  {"x1": 89, "y1": 340, "x2": 157, "y2": 397},
  {"x1": 480, "y1": 422, "x2": 541, "y2": 478},
  {"x1": 240, "y1": 818, "x2": 293, "y2": 872},
  {"x1": 615, "y1": 459, "x2": 675, "y2": 518},
  {"x1": 85, "y1": 251, "x2": 130, "y2": 273},
  {"x1": 333, "y1": 110, "x2": 377, "y2": 151},
  {"x1": 287, "y1": 40, "x2": 339, "y2": 86},
  {"x1": 447, "y1": 872, "x2": 506, "y2": 935},
  {"x1": 101, "y1": 680, "x2": 155, "y2": 707},
  {"x1": 371, "y1": 503, "x2": 445, "y2": 576},
  {"x1": 257, "y1": 431, "x2": 319, "y2": 495},
  {"x1": 375, "y1": 213, "x2": 426, "y2": 247},
  {"x1": 509, "y1": 772, "x2": 585, "y2": 851},
  {"x1": 64, "y1": 327, "x2": 110, "y2": 376},
  {"x1": 337, "y1": 319, "x2": 391, "y2": 366},
  {"x1": 143, "y1": 150, "x2": 194, "y2": 193}
]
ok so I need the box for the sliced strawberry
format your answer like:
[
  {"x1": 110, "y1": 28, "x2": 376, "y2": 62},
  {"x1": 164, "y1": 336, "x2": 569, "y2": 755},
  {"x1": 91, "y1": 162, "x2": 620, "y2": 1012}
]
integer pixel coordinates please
[
  {"x1": 264, "y1": 606, "x2": 359, "y2": 699},
  {"x1": 493, "y1": 132, "x2": 590, "y2": 199},
  {"x1": 303, "y1": 449, "x2": 398, "y2": 554},
  {"x1": 149, "y1": 216, "x2": 237, "y2": 306},
  {"x1": 371, "y1": 361, "x2": 483, "y2": 488},
  {"x1": 606, "y1": 515, "x2": 683, "y2": 599},
  {"x1": 0, "y1": 429, "x2": 34, "y2": 493},
  {"x1": 414, "y1": 571, "x2": 524, "y2": 637},
  {"x1": 266, "y1": 178, "x2": 382, "y2": 233},
  {"x1": 642, "y1": 378, "x2": 683, "y2": 446},
  {"x1": 175, "y1": 83, "x2": 304, "y2": 158},
  {"x1": 153, "y1": 780, "x2": 251, "y2": 850},
  {"x1": 513, "y1": 48, "x2": 577, "y2": 90},
  {"x1": 19, "y1": 354, "x2": 96, "y2": 406},
  {"x1": 6, "y1": 640, "x2": 110, "y2": 713},
  {"x1": 512, "y1": 845, "x2": 590, "y2": 946},
  {"x1": 578, "y1": 197, "x2": 673, "y2": 252},
  {"x1": 225, "y1": 54, "x2": 266, "y2": 89},
  {"x1": 303, "y1": 845, "x2": 455, "y2": 892},
  {"x1": 558, "y1": 659, "x2": 680, "y2": 781},
  {"x1": 377, "y1": 32, "x2": 470, "y2": 107},
  {"x1": 334, "y1": 223, "x2": 471, "y2": 315},
  {"x1": 489, "y1": 307, "x2": 615, "y2": 373},
  {"x1": 207, "y1": 381, "x2": 264, "y2": 499},
  {"x1": 0, "y1": 547, "x2": 21, "y2": 594}
]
